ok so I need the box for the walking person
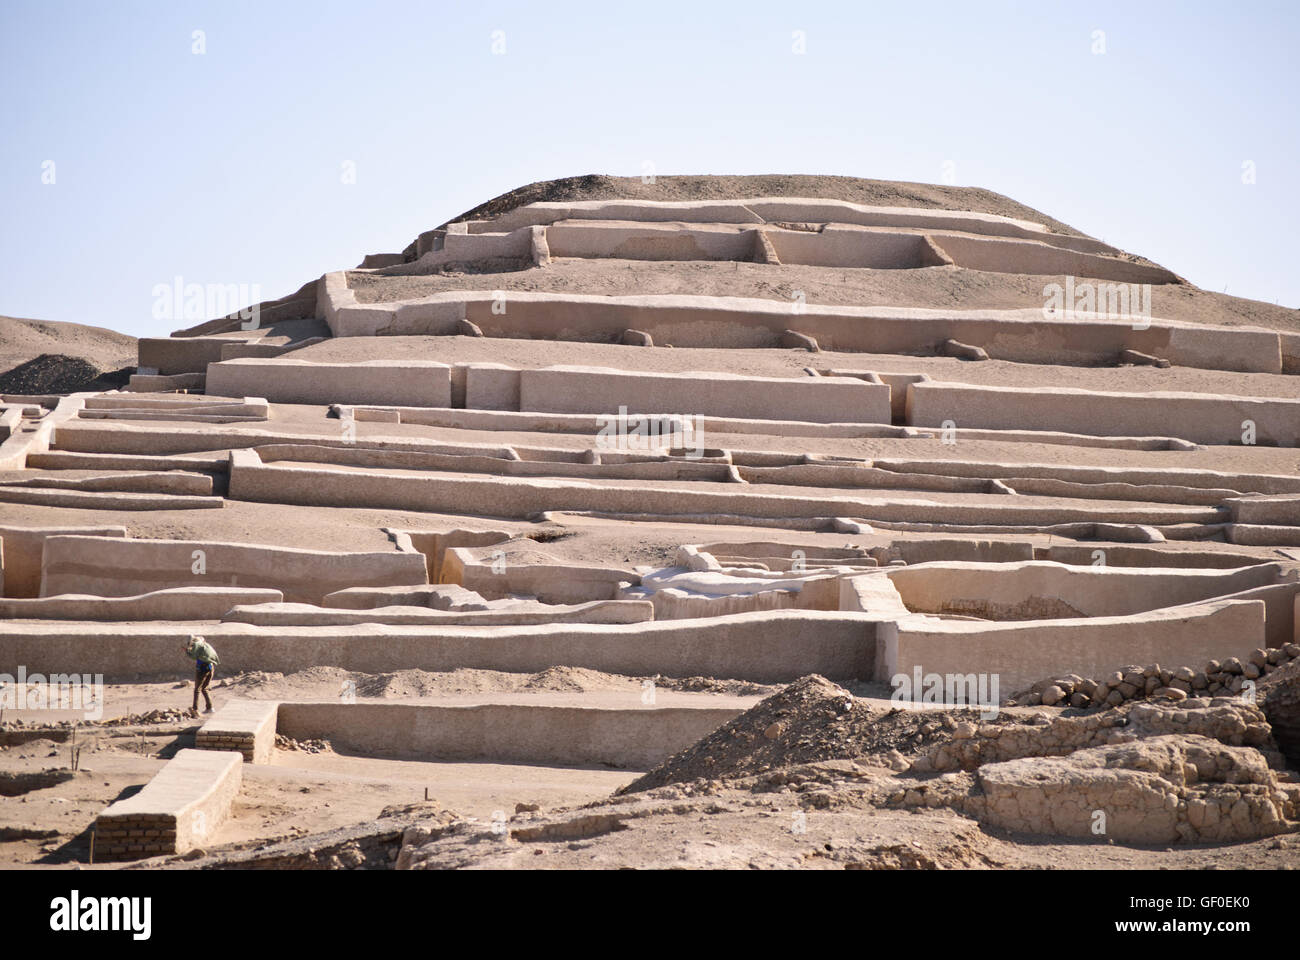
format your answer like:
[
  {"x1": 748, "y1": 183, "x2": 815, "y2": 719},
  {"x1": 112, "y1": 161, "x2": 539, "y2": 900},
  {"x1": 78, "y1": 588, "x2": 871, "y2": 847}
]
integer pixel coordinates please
[{"x1": 184, "y1": 636, "x2": 219, "y2": 717}]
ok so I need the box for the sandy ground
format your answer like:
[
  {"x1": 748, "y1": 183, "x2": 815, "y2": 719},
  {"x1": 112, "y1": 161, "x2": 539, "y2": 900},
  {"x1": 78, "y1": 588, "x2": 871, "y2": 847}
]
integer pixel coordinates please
[
  {"x1": 7, "y1": 675, "x2": 1297, "y2": 871},
  {"x1": 0, "y1": 730, "x2": 632, "y2": 869},
  {"x1": 0, "y1": 667, "x2": 769, "y2": 869},
  {"x1": 0, "y1": 315, "x2": 137, "y2": 376}
]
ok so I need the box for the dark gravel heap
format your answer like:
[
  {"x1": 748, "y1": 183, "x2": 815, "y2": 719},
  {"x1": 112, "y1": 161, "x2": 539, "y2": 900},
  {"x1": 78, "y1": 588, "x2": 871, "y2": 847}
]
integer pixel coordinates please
[{"x1": 0, "y1": 354, "x2": 132, "y2": 394}]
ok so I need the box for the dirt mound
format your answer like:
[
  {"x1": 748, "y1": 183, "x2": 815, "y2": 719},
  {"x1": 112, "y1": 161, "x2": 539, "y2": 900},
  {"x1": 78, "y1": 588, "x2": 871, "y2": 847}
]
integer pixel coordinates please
[
  {"x1": 653, "y1": 676, "x2": 777, "y2": 697},
  {"x1": 433, "y1": 174, "x2": 1085, "y2": 238},
  {"x1": 619, "y1": 675, "x2": 1017, "y2": 794},
  {"x1": 0, "y1": 315, "x2": 136, "y2": 381},
  {"x1": 523, "y1": 666, "x2": 621, "y2": 692},
  {"x1": 0, "y1": 353, "x2": 132, "y2": 395}
]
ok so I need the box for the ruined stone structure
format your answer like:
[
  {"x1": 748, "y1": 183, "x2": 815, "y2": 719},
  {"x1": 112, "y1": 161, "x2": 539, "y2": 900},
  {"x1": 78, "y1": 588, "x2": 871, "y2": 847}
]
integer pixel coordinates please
[{"x1": 3, "y1": 176, "x2": 1298, "y2": 867}]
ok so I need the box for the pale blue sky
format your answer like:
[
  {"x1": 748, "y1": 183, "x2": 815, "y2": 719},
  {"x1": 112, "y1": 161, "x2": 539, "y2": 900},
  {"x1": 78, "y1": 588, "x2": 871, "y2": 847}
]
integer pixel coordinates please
[{"x1": 2, "y1": 0, "x2": 1297, "y2": 338}]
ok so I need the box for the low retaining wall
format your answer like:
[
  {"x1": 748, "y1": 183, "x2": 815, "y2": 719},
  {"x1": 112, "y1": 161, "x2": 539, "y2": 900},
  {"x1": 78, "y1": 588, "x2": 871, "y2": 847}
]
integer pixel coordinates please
[
  {"x1": 441, "y1": 546, "x2": 638, "y2": 603},
  {"x1": 1229, "y1": 496, "x2": 1300, "y2": 525},
  {"x1": 205, "y1": 358, "x2": 451, "y2": 407},
  {"x1": 275, "y1": 700, "x2": 742, "y2": 769},
  {"x1": 228, "y1": 452, "x2": 1223, "y2": 527},
  {"x1": 880, "y1": 560, "x2": 1282, "y2": 620},
  {"x1": 93, "y1": 748, "x2": 243, "y2": 860},
  {"x1": 221, "y1": 598, "x2": 655, "y2": 626},
  {"x1": 325, "y1": 287, "x2": 1280, "y2": 375},
  {"x1": 872, "y1": 458, "x2": 1300, "y2": 496},
  {"x1": 195, "y1": 700, "x2": 278, "y2": 763},
  {"x1": 518, "y1": 364, "x2": 890, "y2": 423},
  {"x1": 907, "y1": 382, "x2": 1300, "y2": 446},
  {"x1": 869, "y1": 538, "x2": 1035, "y2": 565},
  {"x1": 472, "y1": 197, "x2": 1117, "y2": 255},
  {"x1": 623, "y1": 567, "x2": 844, "y2": 620},
  {"x1": 1, "y1": 470, "x2": 214, "y2": 496},
  {"x1": 1043, "y1": 544, "x2": 1271, "y2": 569},
  {"x1": 0, "y1": 586, "x2": 282, "y2": 621},
  {"x1": 138, "y1": 337, "x2": 238, "y2": 375},
  {"x1": 932, "y1": 231, "x2": 1177, "y2": 284},
  {"x1": 0, "y1": 396, "x2": 84, "y2": 471},
  {"x1": 546, "y1": 220, "x2": 756, "y2": 261},
  {"x1": 125, "y1": 372, "x2": 205, "y2": 392},
  {"x1": 0, "y1": 611, "x2": 879, "y2": 684},
  {"x1": 0, "y1": 524, "x2": 126, "y2": 599},
  {"x1": 840, "y1": 574, "x2": 912, "y2": 618},
  {"x1": 39, "y1": 535, "x2": 428, "y2": 604},
  {"x1": 879, "y1": 598, "x2": 1266, "y2": 695},
  {"x1": 0, "y1": 487, "x2": 221, "y2": 512},
  {"x1": 394, "y1": 528, "x2": 513, "y2": 582}
]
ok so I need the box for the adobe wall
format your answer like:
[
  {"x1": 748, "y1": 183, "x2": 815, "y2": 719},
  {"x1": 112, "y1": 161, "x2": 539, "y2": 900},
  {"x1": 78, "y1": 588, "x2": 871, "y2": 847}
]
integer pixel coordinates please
[
  {"x1": 879, "y1": 560, "x2": 1282, "y2": 619},
  {"x1": 393, "y1": 528, "x2": 513, "y2": 582},
  {"x1": 624, "y1": 566, "x2": 845, "y2": 620},
  {"x1": 324, "y1": 286, "x2": 1281, "y2": 374},
  {"x1": 39, "y1": 535, "x2": 427, "y2": 604},
  {"x1": 219, "y1": 336, "x2": 326, "y2": 361},
  {"x1": 93, "y1": 748, "x2": 243, "y2": 859},
  {"x1": 254, "y1": 440, "x2": 738, "y2": 484},
  {"x1": 195, "y1": 700, "x2": 278, "y2": 764},
  {"x1": 0, "y1": 524, "x2": 126, "y2": 598},
  {"x1": 0, "y1": 396, "x2": 85, "y2": 471},
  {"x1": 222, "y1": 598, "x2": 655, "y2": 626},
  {"x1": 228, "y1": 451, "x2": 1223, "y2": 526},
  {"x1": 1168, "y1": 581, "x2": 1299, "y2": 650},
  {"x1": 472, "y1": 197, "x2": 1115, "y2": 254},
  {"x1": 880, "y1": 599, "x2": 1267, "y2": 695},
  {"x1": 1043, "y1": 544, "x2": 1271, "y2": 569},
  {"x1": 381, "y1": 404, "x2": 910, "y2": 441},
  {"x1": 872, "y1": 458, "x2": 1300, "y2": 496},
  {"x1": 0, "y1": 610, "x2": 879, "y2": 684},
  {"x1": 1226, "y1": 524, "x2": 1300, "y2": 547},
  {"x1": 138, "y1": 336, "x2": 238, "y2": 375},
  {"x1": 441, "y1": 224, "x2": 536, "y2": 261},
  {"x1": 907, "y1": 382, "x2": 1300, "y2": 446},
  {"x1": 762, "y1": 225, "x2": 955, "y2": 270},
  {"x1": 1229, "y1": 496, "x2": 1300, "y2": 525},
  {"x1": 869, "y1": 538, "x2": 1035, "y2": 565},
  {"x1": 0, "y1": 486, "x2": 221, "y2": 512},
  {"x1": 125, "y1": 372, "x2": 206, "y2": 392},
  {"x1": 0, "y1": 407, "x2": 21, "y2": 441},
  {"x1": 0, "y1": 586, "x2": 282, "y2": 621},
  {"x1": 839, "y1": 574, "x2": 912, "y2": 618},
  {"x1": 441, "y1": 546, "x2": 638, "y2": 604},
  {"x1": 693, "y1": 541, "x2": 874, "y2": 563},
  {"x1": 275, "y1": 701, "x2": 743, "y2": 769},
  {"x1": 5, "y1": 470, "x2": 214, "y2": 496},
  {"x1": 931, "y1": 232, "x2": 1178, "y2": 284},
  {"x1": 545, "y1": 220, "x2": 757, "y2": 261},
  {"x1": 27, "y1": 451, "x2": 229, "y2": 472},
  {"x1": 517, "y1": 365, "x2": 891, "y2": 423},
  {"x1": 462, "y1": 363, "x2": 521, "y2": 410},
  {"x1": 205, "y1": 358, "x2": 451, "y2": 407}
]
